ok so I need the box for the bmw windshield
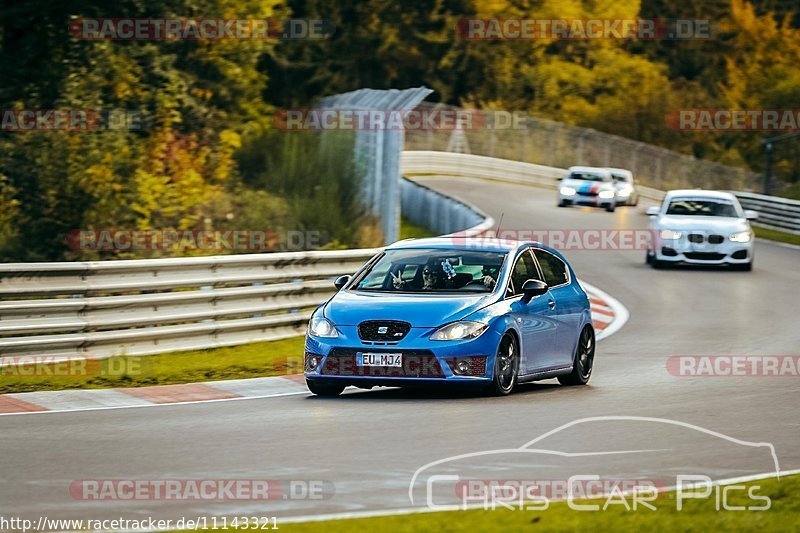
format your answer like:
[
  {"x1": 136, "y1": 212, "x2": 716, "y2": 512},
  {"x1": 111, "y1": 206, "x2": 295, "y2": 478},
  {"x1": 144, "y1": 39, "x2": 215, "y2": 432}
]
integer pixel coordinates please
[
  {"x1": 666, "y1": 198, "x2": 739, "y2": 217},
  {"x1": 354, "y1": 248, "x2": 507, "y2": 293},
  {"x1": 569, "y1": 172, "x2": 608, "y2": 182}
]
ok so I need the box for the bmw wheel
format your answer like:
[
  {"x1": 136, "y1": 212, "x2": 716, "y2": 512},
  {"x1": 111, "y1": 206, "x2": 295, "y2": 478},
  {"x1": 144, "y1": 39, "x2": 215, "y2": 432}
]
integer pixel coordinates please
[
  {"x1": 559, "y1": 326, "x2": 595, "y2": 386},
  {"x1": 306, "y1": 380, "x2": 345, "y2": 397},
  {"x1": 487, "y1": 334, "x2": 519, "y2": 396},
  {"x1": 652, "y1": 257, "x2": 668, "y2": 269}
]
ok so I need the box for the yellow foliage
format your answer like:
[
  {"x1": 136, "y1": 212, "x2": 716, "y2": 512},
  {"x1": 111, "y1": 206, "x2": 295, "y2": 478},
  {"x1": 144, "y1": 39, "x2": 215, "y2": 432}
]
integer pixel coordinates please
[{"x1": 131, "y1": 126, "x2": 226, "y2": 231}]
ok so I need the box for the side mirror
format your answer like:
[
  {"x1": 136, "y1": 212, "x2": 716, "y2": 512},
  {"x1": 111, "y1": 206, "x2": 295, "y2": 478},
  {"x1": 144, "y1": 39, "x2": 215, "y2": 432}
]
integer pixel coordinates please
[
  {"x1": 521, "y1": 279, "x2": 548, "y2": 303},
  {"x1": 744, "y1": 209, "x2": 759, "y2": 220},
  {"x1": 334, "y1": 275, "x2": 351, "y2": 290},
  {"x1": 646, "y1": 206, "x2": 660, "y2": 217}
]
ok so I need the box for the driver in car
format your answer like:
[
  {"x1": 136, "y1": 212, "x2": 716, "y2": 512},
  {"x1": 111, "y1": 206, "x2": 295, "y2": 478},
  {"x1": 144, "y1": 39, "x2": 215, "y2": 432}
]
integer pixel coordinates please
[
  {"x1": 390, "y1": 261, "x2": 446, "y2": 290},
  {"x1": 481, "y1": 265, "x2": 498, "y2": 289}
]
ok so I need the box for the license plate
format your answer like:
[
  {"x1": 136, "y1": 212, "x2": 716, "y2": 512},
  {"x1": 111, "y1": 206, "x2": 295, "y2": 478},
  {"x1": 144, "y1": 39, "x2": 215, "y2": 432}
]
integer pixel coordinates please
[{"x1": 358, "y1": 352, "x2": 403, "y2": 367}]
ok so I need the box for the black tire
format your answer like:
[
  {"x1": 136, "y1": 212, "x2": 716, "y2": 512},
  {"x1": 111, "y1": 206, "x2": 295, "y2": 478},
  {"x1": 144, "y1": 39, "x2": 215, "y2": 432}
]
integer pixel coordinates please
[
  {"x1": 558, "y1": 200, "x2": 569, "y2": 207},
  {"x1": 558, "y1": 326, "x2": 595, "y2": 386},
  {"x1": 652, "y1": 257, "x2": 668, "y2": 269},
  {"x1": 645, "y1": 249, "x2": 654, "y2": 265},
  {"x1": 306, "y1": 380, "x2": 345, "y2": 397},
  {"x1": 605, "y1": 203, "x2": 615, "y2": 212},
  {"x1": 733, "y1": 261, "x2": 753, "y2": 272},
  {"x1": 486, "y1": 334, "x2": 519, "y2": 396}
]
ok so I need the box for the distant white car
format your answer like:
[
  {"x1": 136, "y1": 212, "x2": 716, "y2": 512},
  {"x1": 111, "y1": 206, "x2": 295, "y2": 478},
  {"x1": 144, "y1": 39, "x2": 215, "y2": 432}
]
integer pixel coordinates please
[
  {"x1": 606, "y1": 168, "x2": 639, "y2": 206},
  {"x1": 557, "y1": 166, "x2": 617, "y2": 212},
  {"x1": 646, "y1": 190, "x2": 758, "y2": 271}
]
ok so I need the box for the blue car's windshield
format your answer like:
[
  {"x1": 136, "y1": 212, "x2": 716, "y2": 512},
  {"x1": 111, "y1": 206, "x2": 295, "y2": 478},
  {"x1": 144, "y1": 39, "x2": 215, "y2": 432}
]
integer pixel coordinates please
[{"x1": 355, "y1": 248, "x2": 507, "y2": 293}]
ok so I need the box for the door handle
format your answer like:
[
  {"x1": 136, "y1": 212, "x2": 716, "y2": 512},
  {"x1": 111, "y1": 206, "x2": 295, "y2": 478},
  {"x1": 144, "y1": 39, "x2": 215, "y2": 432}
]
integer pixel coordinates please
[{"x1": 548, "y1": 299, "x2": 556, "y2": 309}]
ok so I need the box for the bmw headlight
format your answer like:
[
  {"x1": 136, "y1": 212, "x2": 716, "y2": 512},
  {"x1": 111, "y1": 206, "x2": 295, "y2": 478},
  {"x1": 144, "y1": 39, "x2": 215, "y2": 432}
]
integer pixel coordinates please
[
  {"x1": 617, "y1": 187, "x2": 632, "y2": 197},
  {"x1": 430, "y1": 321, "x2": 488, "y2": 341},
  {"x1": 598, "y1": 190, "x2": 615, "y2": 199},
  {"x1": 730, "y1": 231, "x2": 752, "y2": 243},
  {"x1": 560, "y1": 186, "x2": 576, "y2": 196},
  {"x1": 308, "y1": 316, "x2": 338, "y2": 338},
  {"x1": 660, "y1": 229, "x2": 682, "y2": 240}
]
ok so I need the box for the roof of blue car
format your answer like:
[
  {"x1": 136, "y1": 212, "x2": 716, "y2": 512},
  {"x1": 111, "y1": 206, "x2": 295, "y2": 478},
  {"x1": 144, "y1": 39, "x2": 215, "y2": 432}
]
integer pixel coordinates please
[{"x1": 385, "y1": 237, "x2": 529, "y2": 253}]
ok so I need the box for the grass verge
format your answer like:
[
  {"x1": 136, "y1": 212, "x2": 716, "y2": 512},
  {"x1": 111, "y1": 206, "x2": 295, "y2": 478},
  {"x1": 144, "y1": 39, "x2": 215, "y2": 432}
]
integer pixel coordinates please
[
  {"x1": 753, "y1": 225, "x2": 800, "y2": 247},
  {"x1": 278, "y1": 474, "x2": 799, "y2": 532},
  {"x1": 0, "y1": 336, "x2": 306, "y2": 394}
]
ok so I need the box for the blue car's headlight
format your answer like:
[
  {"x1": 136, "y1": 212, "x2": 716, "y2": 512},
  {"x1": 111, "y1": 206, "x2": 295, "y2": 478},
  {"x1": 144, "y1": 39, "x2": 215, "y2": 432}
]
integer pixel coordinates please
[
  {"x1": 430, "y1": 321, "x2": 488, "y2": 341},
  {"x1": 308, "y1": 316, "x2": 338, "y2": 338}
]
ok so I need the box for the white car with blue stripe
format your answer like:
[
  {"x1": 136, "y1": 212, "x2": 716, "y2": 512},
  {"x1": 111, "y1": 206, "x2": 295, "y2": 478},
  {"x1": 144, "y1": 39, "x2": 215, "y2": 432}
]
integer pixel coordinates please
[{"x1": 557, "y1": 166, "x2": 618, "y2": 212}]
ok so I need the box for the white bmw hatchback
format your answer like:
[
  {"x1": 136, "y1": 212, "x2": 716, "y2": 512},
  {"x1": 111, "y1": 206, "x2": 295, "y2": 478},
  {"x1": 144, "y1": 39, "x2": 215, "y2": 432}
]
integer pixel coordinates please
[{"x1": 646, "y1": 190, "x2": 758, "y2": 271}]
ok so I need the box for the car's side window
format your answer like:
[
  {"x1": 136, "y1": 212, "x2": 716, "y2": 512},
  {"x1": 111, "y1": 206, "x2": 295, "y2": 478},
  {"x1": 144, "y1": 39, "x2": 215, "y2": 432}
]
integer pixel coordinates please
[
  {"x1": 533, "y1": 249, "x2": 569, "y2": 288},
  {"x1": 508, "y1": 250, "x2": 542, "y2": 296}
]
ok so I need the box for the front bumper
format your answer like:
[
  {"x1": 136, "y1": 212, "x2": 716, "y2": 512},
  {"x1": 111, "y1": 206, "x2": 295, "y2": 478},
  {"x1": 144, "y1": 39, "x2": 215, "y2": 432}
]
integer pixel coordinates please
[
  {"x1": 558, "y1": 192, "x2": 615, "y2": 207},
  {"x1": 304, "y1": 325, "x2": 501, "y2": 388},
  {"x1": 654, "y1": 238, "x2": 753, "y2": 265}
]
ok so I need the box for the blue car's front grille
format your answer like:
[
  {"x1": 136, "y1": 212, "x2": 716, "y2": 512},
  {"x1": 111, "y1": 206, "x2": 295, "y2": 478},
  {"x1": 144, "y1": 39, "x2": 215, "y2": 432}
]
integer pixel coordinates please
[
  {"x1": 358, "y1": 320, "x2": 411, "y2": 342},
  {"x1": 321, "y1": 349, "x2": 445, "y2": 378}
]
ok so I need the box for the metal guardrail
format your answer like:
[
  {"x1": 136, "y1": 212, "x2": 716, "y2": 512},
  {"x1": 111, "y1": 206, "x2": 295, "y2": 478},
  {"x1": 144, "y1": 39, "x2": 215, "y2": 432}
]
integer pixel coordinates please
[
  {"x1": 0, "y1": 250, "x2": 378, "y2": 360},
  {"x1": 733, "y1": 192, "x2": 800, "y2": 234},
  {"x1": 405, "y1": 103, "x2": 756, "y2": 192},
  {"x1": 400, "y1": 177, "x2": 494, "y2": 237},
  {"x1": 0, "y1": 177, "x2": 491, "y2": 362}
]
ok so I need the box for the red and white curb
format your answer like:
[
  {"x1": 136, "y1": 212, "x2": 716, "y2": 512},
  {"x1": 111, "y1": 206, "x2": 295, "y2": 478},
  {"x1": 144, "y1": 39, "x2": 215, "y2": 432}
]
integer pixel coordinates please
[
  {"x1": 0, "y1": 284, "x2": 627, "y2": 416},
  {"x1": 0, "y1": 375, "x2": 310, "y2": 416},
  {"x1": 582, "y1": 280, "x2": 629, "y2": 341}
]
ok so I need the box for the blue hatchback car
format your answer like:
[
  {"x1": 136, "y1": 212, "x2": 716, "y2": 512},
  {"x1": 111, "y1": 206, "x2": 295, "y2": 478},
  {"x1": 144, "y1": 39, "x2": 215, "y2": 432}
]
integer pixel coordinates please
[{"x1": 304, "y1": 238, "x2": 594, "y2": 396}]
